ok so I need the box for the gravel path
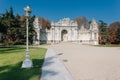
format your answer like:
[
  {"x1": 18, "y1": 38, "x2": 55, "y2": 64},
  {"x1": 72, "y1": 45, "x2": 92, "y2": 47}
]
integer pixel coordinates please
[{"x1": 50, "y1": 42, "x2": 120, "y2": 80}]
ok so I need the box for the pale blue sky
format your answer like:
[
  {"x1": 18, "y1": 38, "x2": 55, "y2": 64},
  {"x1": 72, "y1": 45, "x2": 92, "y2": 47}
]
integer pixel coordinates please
[{"x1": 0, "y1": 0, "x2": 120, "y2": 25}]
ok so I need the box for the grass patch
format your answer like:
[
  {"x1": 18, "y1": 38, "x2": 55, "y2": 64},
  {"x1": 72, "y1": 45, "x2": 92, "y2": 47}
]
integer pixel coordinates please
[{"x1": 0, "y1": 47, "x2": 47, "y2": 80}]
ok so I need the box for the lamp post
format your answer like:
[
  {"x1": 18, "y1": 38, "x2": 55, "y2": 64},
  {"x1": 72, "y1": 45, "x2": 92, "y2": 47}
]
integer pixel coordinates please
[{"x1": 22, "y1": 5, "x2": 33, "y2": 68}]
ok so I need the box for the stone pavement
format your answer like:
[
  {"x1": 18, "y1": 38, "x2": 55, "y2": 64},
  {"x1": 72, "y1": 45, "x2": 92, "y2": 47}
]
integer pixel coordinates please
[
  {"x1": 40, "y1": 48, "x2": 73, "y2": 80},
  {"x1": 51, "y1": 42, "x2": 120, "y2": 80},
  {"x1": 40, "y1": 42, "x2": 120, "y2": 80}
]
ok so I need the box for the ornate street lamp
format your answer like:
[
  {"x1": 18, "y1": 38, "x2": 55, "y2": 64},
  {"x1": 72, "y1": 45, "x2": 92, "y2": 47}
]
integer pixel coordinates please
[{"x1": 22, "y1": 5, "x2": 33, "y2": 68}]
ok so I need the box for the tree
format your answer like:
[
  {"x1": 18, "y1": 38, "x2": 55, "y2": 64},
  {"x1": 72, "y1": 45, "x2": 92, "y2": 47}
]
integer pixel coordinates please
[
  {"x1": 38, "y1": 17, "x2": 51, "y2": 29},
  {"x1": 108, "y1": 22, "x2": 120, "y2": 44},
  {"x1": 0, "y1": 10, "x2": 11, "y2": 46},
  {"x1": 14, "y1": 15, "x2": 35, "y2": 45},
  {"x1": 0, "y1": 8, "x2": 25, "y2": 45},
  {"x1": 9, "y1": 7, "x2": 14, "y2": 18},
  {"x1": 98, "y1": 20, "x2": 108, "y2": 44},
  {"x1": 5, "y1": 7, "x2": 16, "y2": 45},
  {"x1": 75, "y1": 17, "x2": 89, "y2": 29},
  {"x1": 116, "y1": 27, "x2": 120, "y2": 43},
  {"x1": 0, "y1": 7, "x2": 50, "y2": 46}
]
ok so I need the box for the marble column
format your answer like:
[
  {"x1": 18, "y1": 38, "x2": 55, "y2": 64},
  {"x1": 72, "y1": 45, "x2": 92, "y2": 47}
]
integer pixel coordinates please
[{"x1": 52, "y1": 27, "x2": 55, "y2": 44}]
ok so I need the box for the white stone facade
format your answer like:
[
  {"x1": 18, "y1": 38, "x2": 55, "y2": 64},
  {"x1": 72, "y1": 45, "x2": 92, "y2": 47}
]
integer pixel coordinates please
[
  {"x1": 33, "y1": 17, "x2": 99, "y2": 45},
  {"x1": 33, "y1": 17, "x2": 41, "y2": 45}
]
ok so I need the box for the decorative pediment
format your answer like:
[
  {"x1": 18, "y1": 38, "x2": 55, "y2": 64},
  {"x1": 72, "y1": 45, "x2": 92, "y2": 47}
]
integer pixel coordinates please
[{"x1": 51, "y1": 18, "x2": 78, "y2": 27}]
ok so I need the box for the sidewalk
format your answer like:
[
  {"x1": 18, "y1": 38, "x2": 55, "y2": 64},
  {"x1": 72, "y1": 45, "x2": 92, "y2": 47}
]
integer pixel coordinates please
[{"x1": 40, "y1": 48, "x2": 73, "y2": 80}]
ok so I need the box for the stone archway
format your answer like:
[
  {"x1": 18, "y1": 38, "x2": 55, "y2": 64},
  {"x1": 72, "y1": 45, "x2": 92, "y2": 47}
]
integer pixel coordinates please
[{"x1": 61, "y1": 30, "x2": 68, "y2": 41}]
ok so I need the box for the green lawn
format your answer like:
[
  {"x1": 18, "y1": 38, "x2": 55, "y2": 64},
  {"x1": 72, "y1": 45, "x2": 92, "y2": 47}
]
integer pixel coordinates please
[{"x1": 0, "y1": 47, "x2": 47, "y2": 80}]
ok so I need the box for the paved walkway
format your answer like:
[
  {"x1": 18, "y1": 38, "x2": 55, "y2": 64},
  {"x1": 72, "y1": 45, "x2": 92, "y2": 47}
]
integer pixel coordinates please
[
  {"x1": 40, "y1": 48, "x2": 73, "y2": 80},
  {"x1": 51, "y1": 42, "x2": 120, "y2": 80},
  {"x1": 40, "y1": 42, "x2": 120, "y2": 80}
]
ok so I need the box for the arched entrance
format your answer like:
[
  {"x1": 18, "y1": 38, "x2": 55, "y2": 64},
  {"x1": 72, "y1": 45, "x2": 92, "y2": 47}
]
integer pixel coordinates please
[{"x1": 61, "y1": 30, "x2": 68, "y2": 41}]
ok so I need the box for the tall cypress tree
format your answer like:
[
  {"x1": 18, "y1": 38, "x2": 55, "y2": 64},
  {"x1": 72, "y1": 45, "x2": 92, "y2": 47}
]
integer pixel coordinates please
[{"x1": 98, "y1": 20, "x2": 108, "y2": 44}]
